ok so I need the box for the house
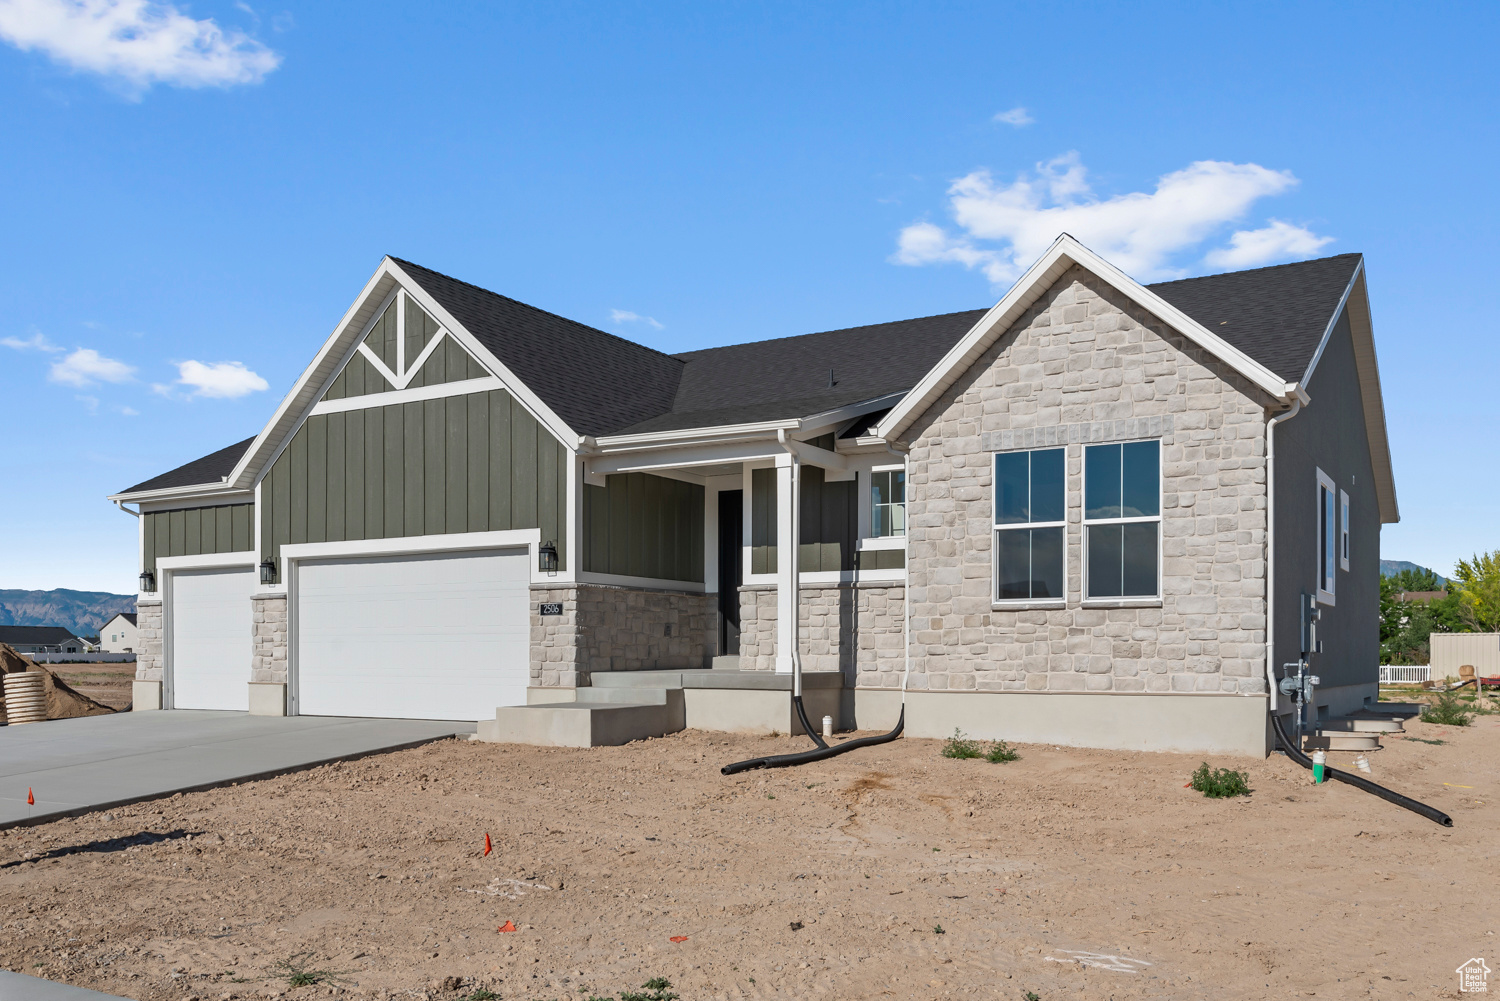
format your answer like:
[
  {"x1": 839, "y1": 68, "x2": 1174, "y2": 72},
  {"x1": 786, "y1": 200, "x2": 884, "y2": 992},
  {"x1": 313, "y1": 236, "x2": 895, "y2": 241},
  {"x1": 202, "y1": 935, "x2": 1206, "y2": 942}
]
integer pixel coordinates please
[
  {"x1": 0, "y1": 626, "x2": 86, "y2": 655},
  {"x1": 108, "y1": 235, "x2": 1395, "y2": 755},
  {"x1": 100, "y1": 612, "x2": 138, "y2": 653}
]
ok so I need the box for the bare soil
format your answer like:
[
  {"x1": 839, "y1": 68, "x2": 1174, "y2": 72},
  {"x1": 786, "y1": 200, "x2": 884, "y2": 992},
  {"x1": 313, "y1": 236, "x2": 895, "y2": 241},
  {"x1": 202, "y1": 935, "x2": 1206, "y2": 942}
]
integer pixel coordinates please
[
  {"x1": 47, "y1": 661, "x2": 136, "y2": 712},
  {"x1": 1, "y1": 714, "x2": 1496, "y2": 1001}
]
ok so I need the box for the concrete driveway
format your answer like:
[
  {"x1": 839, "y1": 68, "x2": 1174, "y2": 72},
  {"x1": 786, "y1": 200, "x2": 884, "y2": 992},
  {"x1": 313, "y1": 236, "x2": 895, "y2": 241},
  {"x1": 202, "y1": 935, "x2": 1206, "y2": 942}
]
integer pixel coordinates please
[{"x1": 0, "y1": 711, "x2": 475, "y2": 829}]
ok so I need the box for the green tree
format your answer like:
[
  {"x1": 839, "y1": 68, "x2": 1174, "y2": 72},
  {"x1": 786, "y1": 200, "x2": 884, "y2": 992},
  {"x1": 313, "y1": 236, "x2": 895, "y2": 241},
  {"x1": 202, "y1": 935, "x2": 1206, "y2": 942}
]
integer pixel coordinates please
[
  {"x1": 1452, "y1": 550, "x2": 1500, "y2": 632},
  {"x1": 1379, "y1": 569, "x2": 1466, "y2": 665}
]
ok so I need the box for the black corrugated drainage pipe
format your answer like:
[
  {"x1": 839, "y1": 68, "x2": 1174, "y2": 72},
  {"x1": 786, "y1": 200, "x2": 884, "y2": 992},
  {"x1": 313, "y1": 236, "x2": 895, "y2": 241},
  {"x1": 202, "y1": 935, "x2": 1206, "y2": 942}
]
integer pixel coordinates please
[
  {"x1": 1271, "y1": 713, "x2": 1452, "y2": 827},
  {"x1": 721, "y1": 701, "x2": 905, "y2": 775}
]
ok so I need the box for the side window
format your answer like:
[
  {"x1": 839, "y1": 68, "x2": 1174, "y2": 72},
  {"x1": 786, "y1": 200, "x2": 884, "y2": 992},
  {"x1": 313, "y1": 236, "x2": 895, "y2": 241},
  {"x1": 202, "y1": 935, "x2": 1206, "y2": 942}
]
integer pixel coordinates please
[
  {"x1": 1316, "y1": 469, "x2": 1336, "y2": 603},
  {"x1": 870, "y1": 469, "x2": 905, "y2": 538},
  {"x1": 1340, "y1": 489, "x2": 1350, "y2": 572},
  {"x1": 993, "y1": 448, "x2": 1065, "y2": 600},
  {"x1": 1084, "y1": 440, "x2": 1161, "y2": 598}
]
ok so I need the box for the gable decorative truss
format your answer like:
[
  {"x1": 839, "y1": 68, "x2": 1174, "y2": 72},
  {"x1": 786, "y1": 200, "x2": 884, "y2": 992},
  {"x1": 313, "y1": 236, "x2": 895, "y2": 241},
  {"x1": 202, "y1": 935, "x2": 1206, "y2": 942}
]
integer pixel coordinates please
[
  {"x1": 211, "y1": 257, "x2": 581, "y2": 494},
  {"x1": 874, "y1": 233, "x2": 1398, "y2": 523}
]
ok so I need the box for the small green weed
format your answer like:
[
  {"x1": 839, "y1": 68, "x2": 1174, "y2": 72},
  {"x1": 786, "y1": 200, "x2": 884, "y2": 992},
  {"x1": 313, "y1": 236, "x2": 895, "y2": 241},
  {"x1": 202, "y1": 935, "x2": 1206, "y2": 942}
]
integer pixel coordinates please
[
  {"x1": 1406, "y1": 736, "x2": 1447, "y2": 745},
  {"x1": 933, "y1": 923, "x2": 946, "y2": 934},
  {"x1": 1025, "y1": 992, "x2": 1041, "y2": 1001},
  {"x1": 766, "y1": 792, "x2": 776, "y2": 800},
  {"x1": 618, "y1": 977, "x2": 680, "y2": 1001},
  {"x1": 942, "y1": 729, "x2": 984, "y2": 759},
  {"x1": 269, "y1": 953, "x2": 347, "y2": 988},
  {"x1": 466, "y1": 990, "x2": 500, "y2": 1001},
  {"x1": 986, "y1": 740, "x2": 1020, "y2": 763},
  {"x1": 1189, "y1": 762, "x2": 1250, "y2": 798},
  {"x1": 1421, "y1": 691, "x2": 1473, "y2": 727}
]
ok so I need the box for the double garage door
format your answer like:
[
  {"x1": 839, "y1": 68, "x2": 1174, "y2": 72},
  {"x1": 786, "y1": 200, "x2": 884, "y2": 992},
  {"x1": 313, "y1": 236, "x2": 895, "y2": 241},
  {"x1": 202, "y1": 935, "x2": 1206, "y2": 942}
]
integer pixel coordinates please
[{"x1": 168, "y1": 548, "x2": 530, "y2": 720}]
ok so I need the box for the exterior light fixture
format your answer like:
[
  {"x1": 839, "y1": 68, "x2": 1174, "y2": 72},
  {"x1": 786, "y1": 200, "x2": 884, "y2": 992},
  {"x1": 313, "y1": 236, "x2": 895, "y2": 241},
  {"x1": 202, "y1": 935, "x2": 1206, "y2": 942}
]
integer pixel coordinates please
[
  {"x1": 138, "y1": 569, "x2": 156, "y2": 593},
  {"x1": 259, "y1": 559, "x2": 278, "y2": 585},
  {"x1": 538, "y1": 541, "x2": 559, "y2": 575}
]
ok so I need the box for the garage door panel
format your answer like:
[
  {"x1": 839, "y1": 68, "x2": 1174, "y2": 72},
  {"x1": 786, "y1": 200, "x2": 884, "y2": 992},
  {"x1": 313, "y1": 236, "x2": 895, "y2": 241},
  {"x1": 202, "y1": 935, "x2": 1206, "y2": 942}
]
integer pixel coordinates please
[
  {"x1": 170, "y1": 567, "x2": 254, "y2": 711},
  {"x1": 295, "y1": 548, "x2": 530, "y2": 721}
]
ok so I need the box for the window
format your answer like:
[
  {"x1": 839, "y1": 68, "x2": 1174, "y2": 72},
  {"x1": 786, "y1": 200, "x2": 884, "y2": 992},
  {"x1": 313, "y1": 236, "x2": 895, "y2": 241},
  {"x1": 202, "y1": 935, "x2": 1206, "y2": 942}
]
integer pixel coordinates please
[
  {"x1": 1339, "y1": 489, "x2": 1350, "y2": 572},
  {"x1": 994, "y1": 448, "x2": 1065, "y2": 600},
  {"x1": 1316, "y1": 468, "x2": 1336, "y2": 603},
  {"x1": 870, "y1": 469, "x2": 905, "y2": 538},
  {"x1": 1084, "y1": 440, "x2": 1161, "y2": 599}
]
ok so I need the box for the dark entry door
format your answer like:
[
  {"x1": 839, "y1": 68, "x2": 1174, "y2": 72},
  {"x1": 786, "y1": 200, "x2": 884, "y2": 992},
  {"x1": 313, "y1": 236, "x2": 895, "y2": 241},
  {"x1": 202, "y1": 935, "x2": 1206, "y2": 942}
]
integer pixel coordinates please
[{"x1": 718, "y1": 490, "x2": 743, "y2": 655}]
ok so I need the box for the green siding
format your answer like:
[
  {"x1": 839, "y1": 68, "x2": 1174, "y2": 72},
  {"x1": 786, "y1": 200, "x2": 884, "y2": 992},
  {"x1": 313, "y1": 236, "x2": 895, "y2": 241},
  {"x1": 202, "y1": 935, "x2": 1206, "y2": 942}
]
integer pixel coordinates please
[
  {"x1": 750, "y1": 465, "x2": 856, "y2": 574},
  {"x1": 750, "y1": 466, "x2": 777, "y2": 574},
  {"x1": 580, "y1": 472, "x2": 705, "y2": 583},
  {"x1": 142, "y1": 504, "x2": 254, "y2": 573},
  {"x1": 259, "y1": 389, "x2": 568, "y2": 573},
  {"x1": 320, "y1": 299, "x2": 484, "y2": 403},
  {"x1": 857, "y1": 548, "x2": 906, "y2": 571}
]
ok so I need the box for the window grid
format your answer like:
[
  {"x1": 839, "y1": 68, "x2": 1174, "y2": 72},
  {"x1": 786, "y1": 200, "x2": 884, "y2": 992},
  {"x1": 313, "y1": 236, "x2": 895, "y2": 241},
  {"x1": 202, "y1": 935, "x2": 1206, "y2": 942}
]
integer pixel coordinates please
[
  {"x1": 993, "y1": 448, "x2": 1066, "y2": 602},
  {"x1": 870, "y1": 469, "x2": 906, "y2": 538},
  {"x1": 1083, "y1": 439, "x2": 1162, "y2": 600}
]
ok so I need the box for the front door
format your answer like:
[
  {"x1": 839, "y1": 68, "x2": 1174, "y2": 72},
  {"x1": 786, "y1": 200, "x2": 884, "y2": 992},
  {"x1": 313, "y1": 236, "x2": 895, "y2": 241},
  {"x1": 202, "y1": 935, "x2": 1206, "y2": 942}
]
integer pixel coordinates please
[{"x1": 718, "y1": 490, "x2": 743, "y2": 655}]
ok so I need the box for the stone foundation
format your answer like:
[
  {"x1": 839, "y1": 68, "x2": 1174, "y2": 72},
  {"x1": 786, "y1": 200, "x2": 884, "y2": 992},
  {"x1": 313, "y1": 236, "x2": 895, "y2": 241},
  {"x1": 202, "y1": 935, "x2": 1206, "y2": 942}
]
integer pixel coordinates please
[
  {"x1": 530, "y1": 584, "x2": 718, "y2": 688},
  {"x1": 737, "y1": 583, "x2": 906, "y2": 681},
  {"x1": 251, "y1": 593, "x2": 288, "y2": 684},
  {"x1": 135, "y1": 600, "x2": 163, "y2": 682}
]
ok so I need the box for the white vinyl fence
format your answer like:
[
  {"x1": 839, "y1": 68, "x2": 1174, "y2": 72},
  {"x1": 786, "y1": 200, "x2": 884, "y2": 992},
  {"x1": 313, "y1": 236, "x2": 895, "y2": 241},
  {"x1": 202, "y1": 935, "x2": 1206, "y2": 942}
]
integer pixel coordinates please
[{"x1": 1379, "y1": 665, "x2": 1430, "y2": 684}]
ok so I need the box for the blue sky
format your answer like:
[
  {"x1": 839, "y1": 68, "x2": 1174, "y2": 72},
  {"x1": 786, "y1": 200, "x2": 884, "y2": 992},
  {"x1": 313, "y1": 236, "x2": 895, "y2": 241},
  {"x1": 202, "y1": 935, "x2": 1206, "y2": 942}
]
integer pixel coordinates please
[{"x1": 0, "y1": 1, "x2": 1495, "y2": 592}]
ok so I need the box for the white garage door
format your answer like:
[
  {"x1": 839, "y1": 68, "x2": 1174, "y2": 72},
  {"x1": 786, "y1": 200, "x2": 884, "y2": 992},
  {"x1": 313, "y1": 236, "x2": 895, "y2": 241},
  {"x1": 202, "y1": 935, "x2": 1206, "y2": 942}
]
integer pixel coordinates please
[
  {"x1": 294, "y1": 548, "x2": 530, "y2": 720},
  {"x1": 170, "y1": 567, "x2": 254, "y2": 711}
]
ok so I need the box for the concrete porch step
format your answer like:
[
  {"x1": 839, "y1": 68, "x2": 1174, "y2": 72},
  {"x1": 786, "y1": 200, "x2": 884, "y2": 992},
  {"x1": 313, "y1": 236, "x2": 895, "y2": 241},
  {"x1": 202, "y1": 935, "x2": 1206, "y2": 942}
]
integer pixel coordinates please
[{"x1": 479, "y1": 689, "x2": 685, "y2": 747}]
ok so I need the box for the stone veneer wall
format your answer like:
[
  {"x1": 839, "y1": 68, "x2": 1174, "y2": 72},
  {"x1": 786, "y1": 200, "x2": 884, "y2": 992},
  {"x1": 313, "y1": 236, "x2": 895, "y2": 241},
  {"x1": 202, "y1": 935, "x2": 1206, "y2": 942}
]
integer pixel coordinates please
[
  {"x1": 737, "y1": 583, "x2": 906, "y2": 682},
  {"x1": 903, "y1": 265, "x2": 1271, "y2": 695},
  {"x1": 530, "y1": 583, "x2": 718, "y2": 688},
  {"x1": 252, "y1": 593, "x2": 289, "y2": 684},
  {"x1": 135, "y1": 600, "x2": 163, "y2": 681}
]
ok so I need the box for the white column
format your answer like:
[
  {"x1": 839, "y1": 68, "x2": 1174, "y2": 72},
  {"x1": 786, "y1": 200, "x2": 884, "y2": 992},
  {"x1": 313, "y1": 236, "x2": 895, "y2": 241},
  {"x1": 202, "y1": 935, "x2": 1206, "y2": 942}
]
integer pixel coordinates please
[{"x1": 775, "y1": 452, "x2": 798, "y2": 675}]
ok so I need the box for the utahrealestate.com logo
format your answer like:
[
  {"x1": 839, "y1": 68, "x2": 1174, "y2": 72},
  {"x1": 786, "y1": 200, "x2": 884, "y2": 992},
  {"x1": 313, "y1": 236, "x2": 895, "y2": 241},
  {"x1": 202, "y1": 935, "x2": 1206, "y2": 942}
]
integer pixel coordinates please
[{"x1": 1458, "y1": 958, "x2": 1492, "y2": 993}]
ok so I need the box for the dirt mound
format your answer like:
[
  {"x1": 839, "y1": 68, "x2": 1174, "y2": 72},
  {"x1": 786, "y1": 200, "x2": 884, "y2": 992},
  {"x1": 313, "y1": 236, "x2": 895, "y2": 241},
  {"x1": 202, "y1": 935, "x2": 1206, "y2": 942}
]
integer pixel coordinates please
[{"x1": 0, "y1": 644, "x2": 118, "y2": 721}]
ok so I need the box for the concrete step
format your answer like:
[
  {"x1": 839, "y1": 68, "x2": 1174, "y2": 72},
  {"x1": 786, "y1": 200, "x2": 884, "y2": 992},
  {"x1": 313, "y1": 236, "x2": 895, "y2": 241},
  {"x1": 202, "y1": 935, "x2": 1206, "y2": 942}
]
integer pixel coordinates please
[
  {"x1": 1303, "y1": 732, "x2": 1382, "y2": 751},
  {"x1": 711, "y1": 655, "x2": 741, "y2": 670},
  {"x1": 575, "y1": 687, "x2": 670, "y2": 706},
  {"x1": 1317, "y1": 716, "x2": 1404, "y2": 733},
  {"x1": 479, "y1": 689, "x2": 685, "y2": 747}
]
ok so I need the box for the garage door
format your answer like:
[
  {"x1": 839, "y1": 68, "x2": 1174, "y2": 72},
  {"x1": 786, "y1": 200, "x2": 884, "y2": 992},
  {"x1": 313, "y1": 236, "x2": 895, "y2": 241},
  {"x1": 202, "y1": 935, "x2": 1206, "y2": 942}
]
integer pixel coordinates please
[
  {"x1": 170, "y1": 567, "x2": 254, "y2": 710},
  {"x1": 294, "y1": 548, "x2": 530, "y2": 720}
]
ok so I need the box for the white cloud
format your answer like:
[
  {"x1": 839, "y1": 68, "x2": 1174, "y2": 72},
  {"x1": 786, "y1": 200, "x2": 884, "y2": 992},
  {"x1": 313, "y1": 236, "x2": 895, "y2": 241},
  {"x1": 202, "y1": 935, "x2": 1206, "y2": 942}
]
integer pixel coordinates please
[
  {"x1": 119, "y1": 405, "x2": 139, "y2": 416},
  {"x1": 610, "y1": 309, "x2": 663, "y2": 331},
  {"x1": 894, "y1": 152, "x2": 1331, "y2": 285},
  {"x1": 993, "y1": 106, "x2": 1034, "y2": 127},
  {"x1": 0, "y1": 0, "x2": 281, "y2": 90},
  {"x1": 76, "y1": 394, "x2": 99, "y2": 413},
  {"x1": 49, "y1": 347, "x2": 135, "y2": 386},
  {"x1": 1204, "y1": 219, "x2": 1334, "y2": 269},
  {"x1": 174, "y1": 359, "x2": 268, "y2": 398},
  {"x1": 2, "y1": 331, "x2": 62, "y2": 352}
]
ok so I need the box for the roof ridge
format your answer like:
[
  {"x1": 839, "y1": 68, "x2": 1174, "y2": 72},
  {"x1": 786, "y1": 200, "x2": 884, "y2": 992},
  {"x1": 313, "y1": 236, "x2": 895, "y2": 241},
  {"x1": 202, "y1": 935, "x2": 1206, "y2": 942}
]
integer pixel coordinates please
[
  {"x1": 387, "y1": 256, "x2": 684, "y2": 365},
  {"x1": 671, "y1": 307, "x2": 990, "y2": 359},
  {"x1": 1147, "y1": 252, "x2": 1362, "y2": 290}
]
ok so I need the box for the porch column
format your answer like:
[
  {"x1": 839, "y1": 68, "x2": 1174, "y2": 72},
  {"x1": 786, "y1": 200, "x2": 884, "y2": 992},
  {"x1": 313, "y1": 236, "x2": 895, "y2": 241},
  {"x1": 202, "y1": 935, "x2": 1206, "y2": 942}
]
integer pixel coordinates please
[{"x1": 775, "y1": 451, "x2": 798, "y2": 674}]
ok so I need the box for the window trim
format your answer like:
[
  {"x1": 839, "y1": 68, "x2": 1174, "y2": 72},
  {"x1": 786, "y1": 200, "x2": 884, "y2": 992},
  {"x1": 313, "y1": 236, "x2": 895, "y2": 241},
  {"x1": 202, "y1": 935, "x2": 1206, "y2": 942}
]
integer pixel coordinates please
[
  {"x1": 868, "y1": 466, "x2": 906, "y2": 540},
  {"x1": 991, "y1": 446, "x2": 1068, "y2": 607},
  {"x1": 1339, "y1": 489, "x2": 1350, "y2": 572},
  {"x1": 1081, "y1": 438, "x2": 1163, "y2": 603},
  {"x1": 1316, "y1": 468, "x2": 1337, "y2": 605}
]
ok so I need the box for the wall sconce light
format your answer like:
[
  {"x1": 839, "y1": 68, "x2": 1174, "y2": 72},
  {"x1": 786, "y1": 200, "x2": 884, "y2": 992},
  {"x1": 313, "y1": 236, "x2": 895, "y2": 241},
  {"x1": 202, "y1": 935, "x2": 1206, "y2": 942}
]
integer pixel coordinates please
[
  {"x1": 259, "y1": 559, "x2": 278, "y2": 585},
  {"x1": 138, "y1": 569, "x2": 156, "y2": 593},
  {"x1": 538, "y1": 541, "x2": 558, "y2": 575}
]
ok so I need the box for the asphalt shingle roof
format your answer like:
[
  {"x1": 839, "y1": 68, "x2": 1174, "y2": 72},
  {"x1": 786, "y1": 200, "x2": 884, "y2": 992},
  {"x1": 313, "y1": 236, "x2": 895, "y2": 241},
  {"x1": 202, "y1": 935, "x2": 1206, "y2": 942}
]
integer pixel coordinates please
[
  {"x1": 125, "y1": 253, "x2": 1362, "y2": 491},
  {"x1": 0, "y1": 626, "x2": 79, "y2": 645}
]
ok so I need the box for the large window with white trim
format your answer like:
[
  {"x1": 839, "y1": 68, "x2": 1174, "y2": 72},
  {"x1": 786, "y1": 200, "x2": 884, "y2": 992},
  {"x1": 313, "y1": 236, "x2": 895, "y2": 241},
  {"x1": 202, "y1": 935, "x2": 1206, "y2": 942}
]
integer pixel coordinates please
[
  {"x1": 870, "y1": 469, "x2": 906, "y2": 538},
  {"x1": 1317, "y1": 468, "x2": 1336, "y2": 603},
  {"x1": 994, "y1": 448, "x2": 1065, "y2": 600},
  {"x1": 1084, "y1": 440, "x2": 1161, "y2": 599}
]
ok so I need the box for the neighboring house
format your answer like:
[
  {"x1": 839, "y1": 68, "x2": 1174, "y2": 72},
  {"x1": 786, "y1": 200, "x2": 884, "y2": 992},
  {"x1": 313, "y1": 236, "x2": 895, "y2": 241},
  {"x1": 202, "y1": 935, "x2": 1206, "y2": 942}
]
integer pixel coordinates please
[
  {"x1": 1396, "y1": 590, "x2": 1446, "y2": 603},
  {"x1": 100, "y1": 612, "x2": 139, "y2": 653},
  {"x1": 0, "y1": 626, "x2": 86, "y2": 655},
  {"x1": 108, "y1": 235, "x2": 1395, "y2": 755}
]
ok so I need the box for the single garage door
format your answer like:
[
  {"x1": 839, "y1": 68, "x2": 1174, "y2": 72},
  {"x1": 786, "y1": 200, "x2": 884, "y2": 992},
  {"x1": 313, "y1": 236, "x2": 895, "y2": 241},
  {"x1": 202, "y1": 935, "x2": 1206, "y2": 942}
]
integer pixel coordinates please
[
  {"x1": 170, "y1": 567, "x2": 254, "y2": 710},
  {"x1": 294, "y1": 548, "x2": 530, "y2": 720}
]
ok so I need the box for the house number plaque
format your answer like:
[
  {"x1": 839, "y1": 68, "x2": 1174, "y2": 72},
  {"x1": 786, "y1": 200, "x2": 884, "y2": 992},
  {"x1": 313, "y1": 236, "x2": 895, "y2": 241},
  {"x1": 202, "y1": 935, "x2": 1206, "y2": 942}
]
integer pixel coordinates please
[{"x1": 539, "y1": 603, "x2": 564, "y2": 616}]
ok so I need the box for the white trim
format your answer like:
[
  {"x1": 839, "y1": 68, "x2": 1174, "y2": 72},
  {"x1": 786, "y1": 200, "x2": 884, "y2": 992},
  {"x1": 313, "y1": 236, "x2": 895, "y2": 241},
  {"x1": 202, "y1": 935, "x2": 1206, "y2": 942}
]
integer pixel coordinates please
[
  {"x1": 876, "y1": 233, "x2": 1296, "y2": 444},
  {"x1": 1340, "y1": 489, "x2": 1351, "y2": 573},
  {"x1": 356, "y1": 342, "x2": 401, "y2": 389},
  {"x1": 1081, "y1": 438, "x2": 1164, "y2": 602},
  {"x1": 1316, "y1": 467, "x2": 1337, "y2": 606},
  {"x1": 591, "y1": 419, "x2": 802, "y2": 450},
  {"x1": 992, "y1": 599, "x2": 1066, "y2": 611},
  {"x1": 398, "y1": 328, "x2": 448, "y2": 388},
  {"x1": 857, "y1": 535, "x2": 905, "y2": 552},
  {"x1": 992, "y1": 445, "x2": 1069, "y2": 604},
  {"x1": 278, "y1": 529, "x2": 550, "y2": 583},
  {"x1": 138, "y1": 493, "x2": 254, "y2": 515},
  {"x1": 395, "y1": 289, "x2": 407, "y2": 378},
  {"x1": 1342, "y1": 267, "x2": 1399, "y2": 524},
  {"x1": 309, "y1": 377, "x2": 503, "y2": 416},
  {"x1": 156, "y1": 551, "x2": 257, "y2": 572},
  {"x1": 576, "y1": 570, "x2": 707, "y2": 592},
  {"x1": 1300, "y1": 258, "x2": 1363, "y2": 387}
]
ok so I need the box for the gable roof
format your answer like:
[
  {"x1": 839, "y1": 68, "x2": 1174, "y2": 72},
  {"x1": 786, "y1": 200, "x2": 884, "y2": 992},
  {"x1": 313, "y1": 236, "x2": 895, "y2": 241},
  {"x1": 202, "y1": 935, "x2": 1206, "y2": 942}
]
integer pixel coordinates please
[
  {"x1": 104, "y1": 612, "x2": 138, "y2": 627},
  {"x1": 122, "y1": 437, "x2": 257, "y2": 494},
  {"x1": 0, "y1": 625, "x2": 79, "y2": 645}
]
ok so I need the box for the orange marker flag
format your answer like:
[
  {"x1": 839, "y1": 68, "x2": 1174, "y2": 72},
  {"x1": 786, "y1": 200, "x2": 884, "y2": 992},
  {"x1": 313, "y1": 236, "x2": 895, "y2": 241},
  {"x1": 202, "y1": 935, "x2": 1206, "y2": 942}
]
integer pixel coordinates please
[
  {"x1": 669, "y1": 936, "x2": 689, "y2": 943},
  {"x1": 484, "y1": 832, "x2": 492, "y2": 856},
  {"x1": 27, "y1": 788, "x2": 34, "y2": 806},
  {"x1": 498, "y1": 921, "x2": 516, "y2": 933}
]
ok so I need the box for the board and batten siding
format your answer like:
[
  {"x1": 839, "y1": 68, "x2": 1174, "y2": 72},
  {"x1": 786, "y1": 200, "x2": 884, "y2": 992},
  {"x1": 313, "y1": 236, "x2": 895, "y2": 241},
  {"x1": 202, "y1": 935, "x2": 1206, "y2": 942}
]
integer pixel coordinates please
[
  {"x1": 582, "y1": 473, "x2": 705, "y2": 583},
  {"x1": 749, "y1": 466, "x2": 863, "y2": 574},
  {"x1": 259, "y1": 388, "x2": 568, "y2": 572},
  {"x1": 142, "y1": 504, "x2": 255, "y2": 573}
]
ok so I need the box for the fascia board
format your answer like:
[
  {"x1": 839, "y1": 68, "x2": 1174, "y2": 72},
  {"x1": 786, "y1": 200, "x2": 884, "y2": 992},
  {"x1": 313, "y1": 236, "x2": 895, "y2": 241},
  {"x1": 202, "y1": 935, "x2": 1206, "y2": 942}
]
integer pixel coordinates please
[
  {"x1": 876, "y1": 234, "x2": 1293, "y2": 442},
  {"x1": 591, "y1": 418, "x2": 801, "y2": 450},
  {"x1": 386, "y1": 259, "x2": 579, "y2": 450},
  {"x1": 1299, "y1": 257, "x2": 1364, "y2": 387},
  {"x1": 796, "y1": 392, "x2": 909, "y2": 434},
  {"x1": 108, "y1": 483, "x2": 255, "y2": 505},
  {"x1": 225, "y1": 268, "x2": 402, "y2": 490},
  {"x1": 588, "y1": 438, "x2": 787, "y2": 475},
  {"x1": 1343, "y1": 269, "x2": 1399, "y2": 524}
]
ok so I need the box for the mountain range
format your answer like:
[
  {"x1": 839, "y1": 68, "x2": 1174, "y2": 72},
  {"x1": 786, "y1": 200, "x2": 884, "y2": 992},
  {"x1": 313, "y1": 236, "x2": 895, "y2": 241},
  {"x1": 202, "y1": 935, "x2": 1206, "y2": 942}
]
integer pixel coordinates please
[
  {"x1": 1379, "y1": 560, "x2": 1448, "y2": 585},
  {"x1": 0, "y1": 589, "x2": 137, "y2": 639}
]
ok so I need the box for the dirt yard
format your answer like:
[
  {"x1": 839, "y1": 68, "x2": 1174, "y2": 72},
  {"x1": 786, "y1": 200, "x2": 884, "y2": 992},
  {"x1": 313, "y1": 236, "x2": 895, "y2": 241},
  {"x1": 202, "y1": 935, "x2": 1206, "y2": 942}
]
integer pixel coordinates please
[
  {"x1": 49, "y1": 661, "x2": 135, "y2": 711},
  {"x1": 1, "y1": 713, "x2": 1496, "y2": 1001}
]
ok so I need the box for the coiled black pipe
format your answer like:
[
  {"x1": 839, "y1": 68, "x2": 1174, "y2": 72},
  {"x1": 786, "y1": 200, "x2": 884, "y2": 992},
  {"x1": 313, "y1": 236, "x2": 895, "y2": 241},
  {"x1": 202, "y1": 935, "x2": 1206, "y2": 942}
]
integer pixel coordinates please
[
  {"x1": 1270, "y1": 713, "x2": 1452, "y2": 827},
  {"x1": 722, "y1": 704, "x2": 905, "y2": 775},
  {"x1": 793, "y1": 693, "x2": 829, "y2": 750}
]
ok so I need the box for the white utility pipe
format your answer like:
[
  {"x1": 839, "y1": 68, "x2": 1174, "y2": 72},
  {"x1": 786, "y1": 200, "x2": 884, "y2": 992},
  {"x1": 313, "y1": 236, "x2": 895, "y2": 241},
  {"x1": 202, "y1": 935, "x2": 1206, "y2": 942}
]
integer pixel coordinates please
[
  {"x1": 776, "y1": 430, "x2": 803, "y2": 699},
  {"x1": 886, "y1": 444, "x2": 913, "y2": 708},
  {"x1": 1265, "y1": 398, "x2": 1303, "y2": 711}
]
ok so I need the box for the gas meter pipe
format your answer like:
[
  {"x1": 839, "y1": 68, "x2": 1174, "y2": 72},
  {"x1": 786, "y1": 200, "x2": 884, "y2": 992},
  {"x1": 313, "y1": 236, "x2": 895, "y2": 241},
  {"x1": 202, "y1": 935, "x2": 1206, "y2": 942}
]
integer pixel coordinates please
[{"x1": 1271, "y1": 713, "x2": 1452, "y2": 827}]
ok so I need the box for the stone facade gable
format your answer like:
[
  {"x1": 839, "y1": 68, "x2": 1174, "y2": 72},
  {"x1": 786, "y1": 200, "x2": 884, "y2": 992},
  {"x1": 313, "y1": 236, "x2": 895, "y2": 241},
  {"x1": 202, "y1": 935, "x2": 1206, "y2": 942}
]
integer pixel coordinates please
[{"x1": 899, "y1": 265, "x2": 1273, "y2": 695}]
